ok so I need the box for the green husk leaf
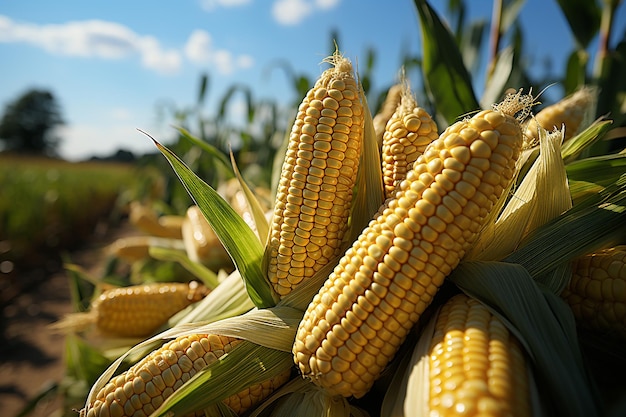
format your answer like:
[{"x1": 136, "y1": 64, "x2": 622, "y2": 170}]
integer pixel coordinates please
[
  {"x1": 450, "y1": 261, "x2": 601, "y2": 417},
  {"x1": 561, "y1": 118, "x2": 612, "y2": 163},
  {"x1": 173, "y1": 269, "x2": 255, "y2": 326},
  {"x1": 151, "y1": 342, "x2": 293, "y2": 417},
  {"x1": 505, "y1": 177, "x2": 626, "y2": 277},
  {"x1": 565, "y1": 152, "x2": 626, "y2": 187},
  {"x1": 467, "y1": 125, "x2": 570, "y2": 262},
  {"x1": 150, "y1": 136, "x2": 277, "y2": 308},
  {"x1": 229, "y1": 150, "x2": 270, "y2": 245},
  {"x1": 568, "y1": 179, "x2": 605, "y2": 206},
  {"x1": 161, "y1": 306, "x2": 302, "y2": 353},
  {"x1": 414, "y1": 0, "x2": 479, "y2": 126},
  {"x1": 148, "y1": 246, "x2": 220, "y2": 289}
]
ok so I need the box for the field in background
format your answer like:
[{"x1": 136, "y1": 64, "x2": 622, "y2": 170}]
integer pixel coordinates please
[{"x1": 0, "y1": 154, "x2": 161, "y2": 281}]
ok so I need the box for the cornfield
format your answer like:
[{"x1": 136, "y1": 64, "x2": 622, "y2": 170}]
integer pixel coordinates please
[{"x1": 45, "y1": 0, "x2": 626, "y2": 416}]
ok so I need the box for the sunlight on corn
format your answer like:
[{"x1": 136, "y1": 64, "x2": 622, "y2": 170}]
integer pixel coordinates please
[
  {"x1": 293, "y1": 90, "x2": 534, "y2": 398},
  {"x1": 265, "y1": 51, "x2": 364, "y2": 298}
]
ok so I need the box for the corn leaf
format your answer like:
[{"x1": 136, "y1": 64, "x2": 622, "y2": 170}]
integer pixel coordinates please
[
  {"x1": 174, "y1": 126, "x2": 232, "y2": 171},
  {"x1": 264, "y1": 382, "x2": 354, "y2": 417},
  {"x1": 413, "y1": 0, "x2": 479, "y2": 126},
  {"x1": 153, "y1": 138, "x2": 277, "y2": 308},
  {"x1": 561, "y1": 118, "x2": 612, "y2": 163},
  {"x1": 555, "y1": 0, "x2": 601, "y2": 48},
  {"x1": 174, "y1": 269, "x2": 255, "y2": 325},
  {"x1": 566, "y1": 152, "x2": 626, "y2": 187},
  {"x1": 151, "y1": 342, "x2": 293, "y2": 417},
  {"x1": 163, "y1": 306, "x2": 302, "y2": 353},
  {"x1": 505, "y1": 178, "x2": 626, "y2": 278},
  {"x1": 229, "y1": 150, "x2": 270, "y2": 245},
  {"x1": 450, "y1": 261, "x2": 601, "y2": 417},
  {"x1": 148, "y1": 246, "x2": 220, "y2": 289}
]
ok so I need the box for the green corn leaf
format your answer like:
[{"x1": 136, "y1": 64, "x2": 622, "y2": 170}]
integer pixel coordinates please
[
  {"x1": 565, "y1": 152, "x2": 626, "y2": 187},
  {"x1": 413, "y1": 0, "x2": 479, "y2": 126},
  {"x1": 175, "y1": 126, "x2": 232, "y2": 171},
  {"x1": 561, "y1": 118, "x2": 612, "y2": 163},
  {"x1": 505, "y1": 177, "x2": 626, "y2": 278},
  {"x1": 556, "y1": 0, "x2": 601, "y2": 48},
  {"x1": 450, "y1": 261, "x2": 601, "y2": 417},
  {"x1": 151, "y1": 136, "x2": 278, "y2": 309}
]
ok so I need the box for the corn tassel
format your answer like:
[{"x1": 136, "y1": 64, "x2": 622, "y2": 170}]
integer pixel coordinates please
[{"x1": 293, "y1": 91, "x2": 533, "y2": 398}]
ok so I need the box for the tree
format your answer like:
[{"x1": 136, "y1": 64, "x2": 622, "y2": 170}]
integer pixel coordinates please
[{"x1": 0, "y1": 89, "x2": 64, "y2": 156}]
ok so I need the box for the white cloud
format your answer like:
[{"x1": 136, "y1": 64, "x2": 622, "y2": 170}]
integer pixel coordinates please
[
  {"x1": 272, "y1": 0, "x2": 312, "y2": 25},
  {"x1": 199, "y1": 0, "x2": 252, "y2": 11},
  {"x1": 184, "y1": 29, "x2": 255, "y2": 74},
  {"x1": 272, "y1": 0, "x2": 340, "y2": 25},
  {"x1": 315, "y1": 0, "x2": 340, "y2": 10},
  {"x1": 0, "y1": 15, "x2": 181, "y2": 74}
]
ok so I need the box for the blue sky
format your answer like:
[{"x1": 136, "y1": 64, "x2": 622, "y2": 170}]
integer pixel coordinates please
[{"x1": 1, "y1": 0, "x2": 624, "y2": 160}]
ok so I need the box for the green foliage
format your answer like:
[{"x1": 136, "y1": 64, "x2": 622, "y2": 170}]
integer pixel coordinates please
[
  {"x1": 0, "y1": 156, "x2": 153, "y2": 266},
  {"x1": 0, "y1": 89, "x2": 64, "y2": 156}
]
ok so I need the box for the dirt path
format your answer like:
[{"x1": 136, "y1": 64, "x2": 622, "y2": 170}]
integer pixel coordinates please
[{"x1": 0, "y1": 222, "x2": 136, "y2": 417}]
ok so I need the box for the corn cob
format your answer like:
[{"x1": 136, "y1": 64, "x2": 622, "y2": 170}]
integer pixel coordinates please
[
  {"x1": 266, "y1": 51, "x2": 364, "y2": 298},
  {"x1": 79, "y1": 334, "x2": 291, "y2": 417},
  {"x1": 524, "y1": 86, "x2": 596, "y2": 145},
  {"x1": 129, "y1": 201, "x2": 183, "y2": 239},
  {"x1": 293, "y1": 91, "x2": 532, "y2": 398},
  {"x1": 108, "y1": 236, "x2": 185, "y2": 262},
  {"x1": 373, "y1": 83, "x2": 403, "y2": 146},
  {"x1": 56, "y1": 282, "x2": 209, "y2": 338},
  {"x1": 381, "y1": 84, "x2": 438, "y2": 199},
  {"x1": 182, "y1": 205, "x2": 232, "y2": 272},
  {"x1": 561, "y1": 246, "x2": 626, "y2": 340},
  {"x1": 427, "y1": 293, "x2": 530, "y2": 417}
]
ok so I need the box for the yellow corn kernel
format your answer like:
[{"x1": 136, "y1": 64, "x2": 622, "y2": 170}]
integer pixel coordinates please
[
  {"x1": 266, "y1": 51, "x2": 364, "y2": 298},
  {"x1": 80, "y1": 334, "x2": 291, "y2": 417},
  {"x1": 92, "y1": 282, "x2": 209, "y2": 337},
  {"x1": 428, "y1": 294, "x2": 530, "y2": 417},
  {"x1": 381, "y1": 83, "x2": 438, "y2": 199},
  {"x1": 524, "y1": 86, "x2": 596, "y2": 145},
  {"x1": 293, "y1": 91, "x2": 532, "y2": 398},
  {"x1": 561, "y1": 246, "x2": 626, "y2": 340}
]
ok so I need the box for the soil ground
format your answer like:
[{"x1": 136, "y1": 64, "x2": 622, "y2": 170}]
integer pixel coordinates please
[{"x1": 0, "y1": 222, "x2": 135, "y2": 417}]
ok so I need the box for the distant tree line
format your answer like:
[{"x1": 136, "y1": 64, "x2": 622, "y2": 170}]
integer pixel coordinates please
[{"x1": 0, "y1": 89, "x2": 64, "y2": 156}]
